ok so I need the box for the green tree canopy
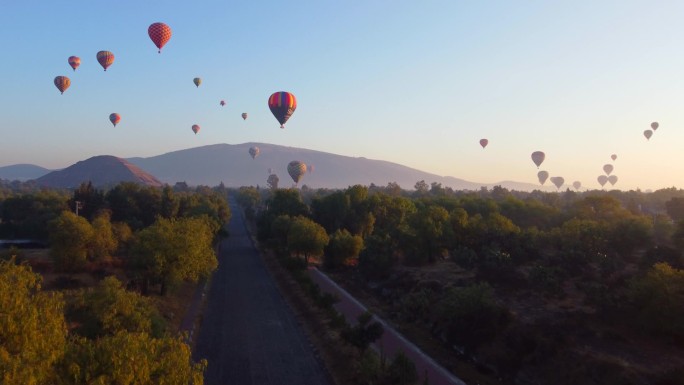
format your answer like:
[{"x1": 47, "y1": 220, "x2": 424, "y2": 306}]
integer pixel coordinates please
[
  {"x1": 287, "y1": 216, "x2": 329, "y2": 265},
  {"x1": 49, "y1": 211, "x2": 94, "y2": 272}
]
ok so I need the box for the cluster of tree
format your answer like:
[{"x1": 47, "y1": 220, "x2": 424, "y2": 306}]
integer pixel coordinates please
[
  {"x1": 244, "y1": 182, "x2": 684, "y2": 384},
  {"x1": 0, "y1": 259, "x2": 206, "y2": 384}
]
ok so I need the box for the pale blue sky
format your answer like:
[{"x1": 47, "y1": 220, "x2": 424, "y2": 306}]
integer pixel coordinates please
[{"x1": 1, "y1": 1, "x2": 682, "y2": 190}]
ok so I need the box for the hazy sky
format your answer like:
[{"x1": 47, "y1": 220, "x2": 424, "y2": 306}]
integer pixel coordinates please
[{"x1": 1, "y1": 1, "x2": 682, "y2": 191}]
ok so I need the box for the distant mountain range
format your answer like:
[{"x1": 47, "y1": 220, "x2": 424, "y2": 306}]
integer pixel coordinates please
[{"x1": 0, "y1": 143, "x2": 549, "y2": 191}]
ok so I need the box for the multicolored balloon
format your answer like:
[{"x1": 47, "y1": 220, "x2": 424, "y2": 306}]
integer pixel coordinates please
[
  {"x1": 644, "y1": 130, "x2": 653, "y2": 140},
  {"x1": 96, "y1": 51, "x2": 115, "y2": 71},
  {"x1": 220, "y1": 100, "x2": 226, "y2": 107},
  {"x1": 603, "y1": 164, "x2": 613, "y2": 175},
  {"x1": 287, "y1": 160, "x2": 307, "y2": 184},
  {"x1": 611, "y1": 154, "x2": 617, "y2": 161},
  {"x1": 479, "y1": 139, "x2": 488, "y2": 149},
  {"x1": 193, "y1": 77, "x2": 201, "y2": 87},
  {"x1": 54, "y1": 76, "x2": 71, "y2": 94},
  {"x1": 608, "y1": 175, "x2": 618, "y2": 186},
  {"x1": 242, "y1": 113, "x2": 248, "y2": 120},
  {"x1": 531, "y1": 151, "x2": 545, "y2": 168},
  {"x1": 148, "y1": 22, "x2": 172, "y2": 53},
  {"x1": 109, "y1": 113, "x2": 121, "y2": 127},
  {"x1": 268, "y1": 91, "x2": 297, "y2": 128},
  {"x1": 550, "y1": 176, "x2": 564, "y2": 190},
  {"x1": 597, "y1": 175, "x2": 608, "y2": 187},
  {"x1": 192, "y1": 124, "x2": 200, "y2": 134},
  {"x1": 249, "y1": 146, "x2": 260, "y2": 159},
  {"x1": 68, "y1": 56, "x2": 80, "y2": 71},
  {"x1": 572, "y1": 181, "x2": 581, "y2": 190},
  {"x1": 537, "y1": 170, "x2": 549, "y2": 185},
  {"x1": 651, "y1": 122, "x2": 659, "y2": 130}
]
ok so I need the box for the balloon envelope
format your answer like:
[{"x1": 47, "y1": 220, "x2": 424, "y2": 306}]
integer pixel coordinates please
[
  {"x1": 531, "y1": 151, "x2": 545, "y2": 168},
  {"x1": 608, "y1": 175, "x2": 618, "y2": 186},
  {"x1": 603, "y1": 164, "x2": 614, "y2": 175},
  {"x1": 550, "y1": 176, "x2": 564, "y2": 189},
  {"x1": 651, "y1": 122, "x2": 659, "y2": 130},
  {"x1": 193, "y1": 77, "x2": 201, "y2": 87},
  {"x1": 242, "y1": 113, "x2": 248, "y2": 120},
  {"x1": 148, "y1": 22, "x2": 172, "y2": 53},
  {"x1": 597, "y1": 175, "x2": 608, "y2": 187},
  {"x1": 537, "y1": 170, "x2": 549, "y2": 185},
  {"x1": 268, "y1": 91, "x2": 297, "y2": 128},
  {"x1": 479, "y1": 139, "x2": 488, "y2": 149},
  {"x1": 572, "y1": 181, "x2": 581, "y2": 190},
  {"x1": 68, "y1": 56, "x2": 80, "y2": 71},
  {"x1": 611, "y1": 154, "x2": 617, "y2": 161},
  {"x1": 249, "y1": 146, "x2": 260, "y2": 159},
  {"x1": 644, "y1": 130, "x2": 653, "y2": 140},
  {"x1": 96, "y1": 51, "x2": 114, "y2": 71},
  {"x1": 192, "y1": 124, "x2": 200, "y2": 134},
  {"x1": 287, "y1": 161, "x2": 307, "y2": 184},
  {"x1": 109, "y1": 113, "x2": 121, "y2": 127},
  {"x1": 220, "y1": 100, "x2": 226, "y2": 106},
  {"x1": 54, "y1": 76, "x2": 71, "y2": 94}
]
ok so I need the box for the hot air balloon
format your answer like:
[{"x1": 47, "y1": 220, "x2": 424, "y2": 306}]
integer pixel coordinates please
[
  {"x1": 651, "y1": 122, "x2": 659, "y2": 130},
  {"x1": 54, "y1": 76, "x2": 71, "y2": 94},
  {"x1": 537, "y1": 171, "x2": 549, "y2": 185},
  {"x1": 479, "y1": 139, "x2": 488, "y2": 149},
  {"x1": 249, "y1": 146, "x2": 260, "y2": 159},
  {"x1": 96, "y1": 51, "x2": 114, "y2": 71},
  {"x1": 109, "y1": 113, "x2": 121, "y2": 127},
  {"x1": 611, "y1": 154, "x2": 617, "y2": 161},
  {"x1": 220, "y1": 100, "x2": 226, "y2": 107},
  {"x1": 148, "y1": 22, "x2": 172, "y2": 53},
  {"x1": 531, "y1": 151, "x2": 545, "y2": 168},
  {"x1": 242, "y1": 113, "x2": 248, "y2": 120},
  {"x1": 68, "y1": 56, "x2": 80, "y2": 71},
  {"x1": 608, "y1": 175, "x2": 618, "y2": 186},
  {"x1": 603, "y1": 164, "x2": 614, "y2": 175},
  {"x1": 572, "y1": 181, "x2": 581, "y2": 190},
  {"x1": 550, "y1": 176, "x2": 564, "y2": 190},
  {"x1": 268, "y1": 91, "x2": 297, "y2": 128},
  {"x1": 597, "y1": 175, "x2": 608, "y2": 187},
  {"x1": 644, "y1": 130, "x2": 653, "y2": 140},
  {"x1": 193, "y1": 77, "x2": 201, "y2": 88},
  {"x1": 287, "y1": 161, "x2": 307, "y2": 184},
  {"x1": 192, "y1": 124, "x2": 200, "y2": 134}
]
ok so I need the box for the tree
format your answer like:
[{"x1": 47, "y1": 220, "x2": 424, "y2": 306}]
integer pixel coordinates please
[
  {"x1": 385, "y1": 351, "x2": 418, "y2": 385},
  {"x1": 160, "y1": 185, "x2": 179, "y2": 218},
  {"x1": 133, "y1": 216, "x2": 218, "y2": 295},
  {"x1": 287, "y1": 216, "x2": 329, "y2": 265},
  {"x1": 69, "y1": 181, "x2": 106, "y2": 220},
  {"x1": 665, "y1": 197, "x2": 684, "y2": 222},
  {"x1": 340, "y1": 311, "x2": 383, "y2": 355},
  {"x1": 324, "y1": 229, "x2": 364, "y2": 269},
  {"x1": 89, "y1": 211, "x2": 118, "y2": 260},
  {"x1": 49, "y1": 211, "x2": 94, "y2": 272},
  {"x1": 408, "y1": 204, "x2": 450, "y2": 264},
  {"x1": 267, "y1": 174, "x2": 279, "y2": 190},
  {"x1": 413, "y1": 180, "x2": 429, "y2": 197},
  {"x1": 0, "y1": 259, "x2": 67, "y2": 384}
]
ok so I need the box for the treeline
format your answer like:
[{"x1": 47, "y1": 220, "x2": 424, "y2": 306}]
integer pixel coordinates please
[
  {"x1": 240, "y1": 182, "x2": 684, "y2": 384},
  {"x1": 0, "y1": 181, "x2": 231, "y2": 384}
]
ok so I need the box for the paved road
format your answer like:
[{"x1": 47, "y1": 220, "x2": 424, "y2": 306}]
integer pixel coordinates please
[
  {"x1": 193, "y1": 201, "x2": 330, "y2": 385},
  {"x1": 309, "y1": 268, "x2": 467, "y2": 385}
]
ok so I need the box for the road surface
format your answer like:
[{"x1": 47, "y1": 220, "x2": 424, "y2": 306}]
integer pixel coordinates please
[{"x1": 193, "y1": 201, "x2": 330, "y2": 385}]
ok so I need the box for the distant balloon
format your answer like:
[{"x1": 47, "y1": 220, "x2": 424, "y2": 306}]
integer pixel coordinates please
[
  {"x1": 54, "y1": 76, "x2": 71, "y2": 94},
  {"x1": 531, "y1": 151, "x2": 545, "y2": 168},
  {"x1": 644, "y1": 130, "x2": 653, "y2": 140},
  {"x1": 148, "y1": 22, "x2": 172, "y2": 53},
  {"x1": 287, "y1": 161, "x2": 307, "y2": 184},
  {"x1": 608, "y1": 175, "x2": 618, "y2": 186},
  {"x1": 242, "y1": 113, "x2": 248, "y2": 120},
  {"x1": 109, "y1": 113, "x2": 121, "y2": 127},
  {"x1": 550, "y1": 176, "x2": 564, "y2": 190},
  {"x1": 611, "y1": 154, "x2": 617, "y2": 161},
  {"x1": 537, "y1": 170, "x2": 549, "y2": 185},
  {"x1": 651, "y1": 122, "x2": 659, "y2": 130},
  {"x1": 268, "y1": 91, "x2": 297, "y2": 128},
  {"x1": 479, "y1": 139, "x2": 488, "y2": 149},
  {"x1": 249, "y1": 146, "x2": 260, "y2": 159},
  {"x1": 193, "y1": 77, "x2": 201, "y2": 87},
  {"x1": 220, "y1": 100, "x2": 226, "y2": 107},
  {"x1": 68, "y1": 56, "x2": 80, "y2": 71},
  {"x1": 603, "y1": 164, "x2": 614, "y2": 175},
  {"x1": 572, "y1": 181, "x2": 581, "y2": 190},
  {"x1": 597, "y1": 175, "x2": 608, "y2": 187},
  {"x1": 96, "y1": 51, "x2": 114, "y2": 71},
  {"x1": 192, "y1": 124, "x2": 200, "y2": 134}
]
